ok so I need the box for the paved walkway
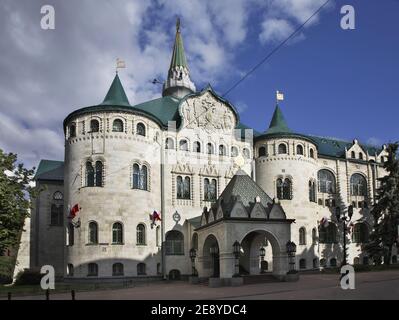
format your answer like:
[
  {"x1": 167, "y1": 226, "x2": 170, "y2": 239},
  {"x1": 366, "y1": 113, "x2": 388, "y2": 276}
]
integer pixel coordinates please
[{"x1": 5, "y1": 270, "x2": 399, "y2": 300}]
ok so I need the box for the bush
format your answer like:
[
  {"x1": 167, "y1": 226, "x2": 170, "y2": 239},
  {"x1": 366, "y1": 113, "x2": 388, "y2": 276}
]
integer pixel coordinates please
[
  {"x1": 14, "y1": 269, "x2": 42, "y2": 286},
  {"x1": 0, "y1": 274, "x2": 12, "y2": 285}
]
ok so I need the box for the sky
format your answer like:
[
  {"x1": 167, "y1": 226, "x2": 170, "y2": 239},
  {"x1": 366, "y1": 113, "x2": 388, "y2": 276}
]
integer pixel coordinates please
[{"x1": 0, "y1": 0, "x2": 398, "y2": 169}]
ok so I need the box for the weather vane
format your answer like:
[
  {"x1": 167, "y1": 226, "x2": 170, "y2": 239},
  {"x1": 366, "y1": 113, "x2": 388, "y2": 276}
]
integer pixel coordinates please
[{"x1": 116, "y1": 58, "x2": 126, "y2": 74}]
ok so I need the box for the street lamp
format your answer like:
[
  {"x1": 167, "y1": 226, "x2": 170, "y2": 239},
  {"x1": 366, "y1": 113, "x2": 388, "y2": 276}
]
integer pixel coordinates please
[
  {"x1": 189, "y1": 248, "x2": 197, "y2": 276},
  {"x1": 335, "y1": 205, "x2": 353, "y2": 266},
  {"x1": 286, "y1": 241, "x2": 297, "y2": 273},
  {"x1": 259, "y1": 247, "x2": 266, "y2": 273},
  {"x1": 233, "y1": 240, "x2": 241, "y2": 277}
]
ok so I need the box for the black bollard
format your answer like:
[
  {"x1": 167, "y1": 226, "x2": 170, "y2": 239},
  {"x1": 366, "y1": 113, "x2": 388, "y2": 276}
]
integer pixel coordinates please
[
  {"x1": 7, "y1": 292, "x2": 11, "y2": 301},
  {"x1": 45, "y1": 289, "x2": 50, "y2": 300},
  {"x1": 71, "y1": 290, "x2": 75, "y2": 300}
]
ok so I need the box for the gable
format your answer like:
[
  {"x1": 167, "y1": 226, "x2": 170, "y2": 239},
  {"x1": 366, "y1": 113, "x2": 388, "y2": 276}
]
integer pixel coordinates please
[
  {"x1": 269, "y1": 204, "x2": 287, "y2": 219},
  {"x1": 250, "y1": 203, "x2": 267, "y2": 219},
  {"x1": 230, "y1": 201, "x2": 249, "y2": 218}
]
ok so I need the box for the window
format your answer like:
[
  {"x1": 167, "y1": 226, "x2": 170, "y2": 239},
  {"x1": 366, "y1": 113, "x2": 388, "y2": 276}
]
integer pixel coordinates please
[
  {"x1": 299, "y1": 227, "x2": 306, "y2": 245},
  {"x1": 352, "y1": 223, "x2": 368, "y2": 243},
  {"x1": 308, "y1": 180, "x2": 316, "y2": 202},
  {"x1": 88, "y1": 221, "x2": 98, "y2": 244},
  {"x1": 278, "y1": 143, "x2": 287, "y2": 154},
  {"x1": 219, "y1": 145, "x2": 227, "y2": 156},
  {"x1": 53, "y1": 191, "x2": 63, "y2": 200},
  {"x1": 243, "y1": 148, "x2": 250, "y2": 159},
  {"x1": 330, "y1": 258, "x2": 337, "y2": 267},
  {"x1": 90, "y1": 119, "x2": 99, "y2": 133},
  {"x1": 359, "y1": 153, "x2": 363, "y2": 160},
  {"x1": 296, "y1": 145, "x2": 304, "y2": 155},
  {"x1": 299, "y1": 259, "x2": 306, "y2": 269},
  {"x1": 192, "y1": 233, "x2": 198, "y2": 251},
  {"x1": 319, "y1": 223, "x2": 338, "y2": 244},
  {"x1": 313, "y1": 258, "x2": 318, "y2": 269},
  {"x1": 88, "y1": 263, "x2": 98, "y2": 276},
  {"x1": 317, "y1": 170, "x2": 336, "y2": 194},
  {"x1": 258, "y1": 146, "x2": 266, "y2": 157},
  {"x1": 193, "y1": 141, "x2": 201, "y2": 153},
  {"x1": 309, "y1": 148, "x2": 314, "y2": 158},
  {"x1": 165, "y1": 138, "x2": 174, "y2": 149},
  {"x1": 204, "y1": 178, "x2": 217, "y2": 201},
  {"x1": 136, "y1": 122, "x2": 146, "y2": 136},
  {"x1": 156, "y1": 226, "x2": 161, "y2": 247},
  {"x1": 207, "y1": 143, "x2": 214, "y2": 155},
  {"x1": 166, "y1": 231, "x2": 184, "y2": 255},
  {"x1": 392, "y1": 256, "x2": 398, "y2": 264},
  {"x1": 137, "y1": 263, "x2": 146, "y2": 275},
  {"x1": 179, "y1": 139, "x2": 188, "y2": 151},
  {"x1": 86, "y1": 162, "x2": 94, "y2": 187},
  {"x1": 276, "y1": 178, "x2": 292, "y2": 200},
  {"x1": 157, "y1": 263, "x2": 161, "y2": 275},
  {"x1": 351, "y1": 151, "x2": 356, "y2": 159},
  {"x1": 133, "y1": 164, "x2": 148, "y2": 190},
  {"x1": 112, "y1": 119, "x2": 124, "y2": 132},
  {"x1": 312, "y1": 228, "x2": 317, "y2": 244},
  {"x1": 67, "y1": 264, "x2": 74, "y2": 276},
  {"x1": 320, "y1": 258, "x2": 326, "y2": 267},
  {"x1": 69, "y1": 124, "x2": 76, "y2": 138},
  {"x1": 136, "y1": 224, "x2": 146, "y2": 245},
  {"x1": 177, "y1": 176, "x2": 191, "y2": 199},
  {"x1": 112, "y1": 222, "x2": 123, "y2": 244},
  {"x1": 113, "y1": 263, "x2": 124, "y2": 276},
  {"x1": 350, "y1": 173, "x2": 367, "y2": 197},
  {"x1": 353, "y1": 257, "x2": 360, "y2": 265},
  {"x1": 67, "y1": 223, "x2": 74, "y2": 246},
  {"x1": 95, "y1": 161, "x2": 103, "y2": 187},
  {"x1": 50, "y1": 204, "x2": 63, "y2": 226},
  {"x1": 231, "y1": 146, "x2": 238, "y2": 157}
]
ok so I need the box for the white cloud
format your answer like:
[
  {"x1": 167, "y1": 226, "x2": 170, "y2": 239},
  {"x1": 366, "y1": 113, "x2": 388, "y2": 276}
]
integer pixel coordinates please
[{"x1": 260, "y1": 18, "x2": 294, "y2": 44}]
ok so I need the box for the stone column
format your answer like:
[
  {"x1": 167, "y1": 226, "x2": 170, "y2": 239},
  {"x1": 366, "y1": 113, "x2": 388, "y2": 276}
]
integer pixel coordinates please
[
  {"x1": 219, "y1": 252, "x2": 236, "y2": 278},
  {"x1": 272, "y1": 253, "x2": 289, "y2": 279}
]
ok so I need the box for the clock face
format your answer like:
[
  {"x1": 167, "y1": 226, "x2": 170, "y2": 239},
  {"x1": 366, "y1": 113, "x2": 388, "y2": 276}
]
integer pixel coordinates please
[{"x1": 53, "y1": 191, "x2": 63, "y2": 200}]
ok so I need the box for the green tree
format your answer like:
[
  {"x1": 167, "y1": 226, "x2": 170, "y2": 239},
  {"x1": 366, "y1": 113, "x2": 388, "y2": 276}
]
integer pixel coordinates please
[
  {"x1": 0, "y1": 149, "x2": 36, "y2": 254},
  {"x1": 365, "y1": 143, "x2": 399, "y2": 265}
]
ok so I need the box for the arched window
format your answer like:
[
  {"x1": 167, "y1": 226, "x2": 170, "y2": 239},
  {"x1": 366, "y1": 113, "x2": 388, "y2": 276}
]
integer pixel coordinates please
[
  {"x1": 67, "y1": 264, "x2": 74, "y2": 276},
  {"x1": 350, "y1": 174, "x2": 367, "y2": 197},
  {"x1": 392, "y1": 256, "x2": 398, "y2": 264},
  {"x1": 50, "y1": 204, "x2": 63, "y2": 226},
  {"x1": 204, "y1": 178, "x2": 217, "y2": 201},
  {"x1": 278, "y1": 143, "x2": 287, "y2": 154},
  {"x1": 243, "y1": 148, "x2": 250, "y2": 159},
  {"x1": 95, "y1": 161, "x2": 103, "y2": 187},
  {"x1": 351, "y1": 151, "x2": 356, "y2": 159},
  {"x1": 140, "y1": 165, "x2": 148, "y2": 190},
  {"x1": 112, "y1": 222, "x2": 123, "y2": 244},
  {"x1": 276, "y1": 178, "x2": 283, "y2": 199},
  {"x1": 88, "y1": 221, "x2": 98, "y2": 244},
  {"x1": 231, "y1": 146, "x2": 238, "y2": 157},
  {"x1": 69, "y1": 124, "x2": 76, "y2": 138},
  {"x1": 258, "y1": 146, "x2": 266, "y2": 157},
  {"x1": 353, "y1": 257, "x2": 360, "y2": 265},
  {"x1": 296, "y1": 145, "x2": 304, "y2": 155},
  {"x1": 133, "y1": 164, "x2": 140, "y2": 189},
  {"x1": 219, "y1": 145, "x2": 227, "y2": 156},
  {"x1": 308, "y1": 180, "x2": 316, "y2": 202},
  {"x1": 312, "y1": 228, "x2": 317, "y2": 244},
  {"x1": 299, "y1": 258, "x2": 306, "y2": 269},
  {"x1": 156, "y1": 226, "x2": 161, "y2": 247},
  {"x1": 90, "y1": 119, "x2": 99, "y2": 133},
  {"x1": 86, "y1": 162, "x2": 94, "y2": 187},
  {"x1": 112, "y1": 263, "x2": 124, "y2": 276},
  {"x1": 136, "y1": 224, "x2": 146, "y2": 245},
  {"x1": 193, "y1": 141, "x2": 201, "y2": 153},
  {"x1": 112, "y1": 119, "x2": 124, "y2": 132},
  {"x1": 136, "y1": 122, "x2": 146, "y2": 136},
  {"x1": 352, "y1": 223, "x2": 368, "y2": 243},
  {"x1": 299, "y1": 227, "x2": 306, "y2": 245},
  {"x1": 359, "y1": 153, "x2": 363, "y2": 160},
  {"x1": 165, "y1": 231, "x2": 184, "y2": 255},
  {"x1": 88, "y1": 263, "x2": 98, "y2": 276},
  {"x1": 317, "y1": 170, "x2": 336, "y2": 194},
  {"x1": 133, "y1": 164, "x2": 148, "y2": 190},
  {"x1": 277, "y1": 178, "x2": 292, "y2": 200},
  {"x1": 207, "y1": 143, "x2": 214, "y2": 155},
  {"x1": 320, "y1": 258, "x2": 326, "y2": 267},
  {"x1": 177, "y1": 176, "x2": 190, "y2": 199},
  {"x1": 67, "y1": 223, "x2": 74, "y2": 246},
  {"x1": 179, "y1": 139, "x2": 188, "y2": 151},
  {"x1": 192, "y1": 233, "x2": 198, "y2": 251},
  {"x1": 330, "y1": 258, "x2": 337, "y2": 267},
  {"x1": 165, "y1": 138, "x2": 174, "y2": 149},
  {"x1": 313, "y1": 258, "x2": 318, "y2": 269},
  {"x1": 319, "y1": 223, "x2": 338, "y2": 244},
  {"x1": 309, "y1": 148, "x2": 314, "y2": 158},
  {"x1": 137, "y1": 263, "x2": 146, "y2": 275}
]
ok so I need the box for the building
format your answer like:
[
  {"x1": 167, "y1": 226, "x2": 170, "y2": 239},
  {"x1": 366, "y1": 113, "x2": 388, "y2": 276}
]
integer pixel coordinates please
[{"x1": 15, "y1": 21, "x2": 397, "y2": 283}]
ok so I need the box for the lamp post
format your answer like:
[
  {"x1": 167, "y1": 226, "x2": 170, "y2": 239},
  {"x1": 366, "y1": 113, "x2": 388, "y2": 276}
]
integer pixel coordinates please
[
  {"x1": 286, "y1": 241, "x2": 297, "y2": 273},
  {"x1": 233, "y1": 240, "x2": 241, "y2": 277},
  {"x1": 189, "y1": 248, "x2": 197, "y2": 276},
  {"x1": 259, "y1": 247, "x2": 266, "y2": 273},
  {"x1": 336, "y1": 205, "x2": 353, "y2": 266}
]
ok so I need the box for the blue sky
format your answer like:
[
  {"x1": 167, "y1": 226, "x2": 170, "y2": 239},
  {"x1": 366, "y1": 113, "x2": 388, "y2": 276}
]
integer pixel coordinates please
[{"x1": 0, "y1": 0, "x2": 398, "y2": 168}]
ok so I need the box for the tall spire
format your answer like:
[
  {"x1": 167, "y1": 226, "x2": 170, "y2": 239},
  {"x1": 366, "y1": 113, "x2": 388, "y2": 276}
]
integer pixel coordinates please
[
  {"x1": 162, "y1": 18, "x2": 196, "y2": 98},
  {"x1": 101, "y1": 73, "x2": 131, "y2": 106},
  {"x1": 265, "y1": 105, "x2": 291, "y2": 134}
]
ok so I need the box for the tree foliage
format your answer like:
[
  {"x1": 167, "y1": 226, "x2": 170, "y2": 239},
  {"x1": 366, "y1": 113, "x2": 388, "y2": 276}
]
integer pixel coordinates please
[
  {"x1": 365, "y1": 143, "x2": 399, "y2": 265},
  {"x1": 0, "y1": 149, "x2": 36, "y2": 254}
]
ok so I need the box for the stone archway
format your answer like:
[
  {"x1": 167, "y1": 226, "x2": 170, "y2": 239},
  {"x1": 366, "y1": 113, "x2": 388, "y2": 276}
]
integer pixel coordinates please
[{"x1": 202, "y1": 234, "x2": 220, "y2": 278}]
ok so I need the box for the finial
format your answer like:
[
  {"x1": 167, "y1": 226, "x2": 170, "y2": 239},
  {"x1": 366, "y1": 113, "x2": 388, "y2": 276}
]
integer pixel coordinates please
[
  {"x1": 276, "y1": 90, "x2": 284, "y2": 104},
  {"x1": 116, "y1": 58, "x2": 126, "y2": 74},
  {"x1": 176, "y1": 17, "x2": 181, "y2": 32}
]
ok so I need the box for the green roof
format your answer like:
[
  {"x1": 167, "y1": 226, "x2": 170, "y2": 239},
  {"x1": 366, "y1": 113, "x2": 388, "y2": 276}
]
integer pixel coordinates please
[
  {"x1": 187, "y1": 216, "x2": 202, "y2": 228},
  {"x1": 101, "y1": 74, "x2": 131, "y2": 107},
  {"x1": 34, "y1": 160, "x2": 64, "y2": 181},
  {"x1": 169, "y1": 19, "x2": 188, "y2": 69},
  {"x1": 265, "y1": 105, "x2": 291, "y2": 134}
]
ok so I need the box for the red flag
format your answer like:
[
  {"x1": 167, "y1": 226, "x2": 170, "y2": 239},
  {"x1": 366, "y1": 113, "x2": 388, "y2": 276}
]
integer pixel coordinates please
[
  {"x1": 69, "y1": 204, "x2": 80, "y2": 219},
  {"x1": 153, "y1": 211, "x2": 161, "y2": 221}
]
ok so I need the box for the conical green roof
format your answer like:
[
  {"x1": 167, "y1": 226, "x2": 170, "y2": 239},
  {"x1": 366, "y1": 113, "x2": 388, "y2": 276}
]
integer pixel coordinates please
[
  {"x1": 169, "y1": 19, "x2": 188, "y2": 69},
  {"x1": 101, "y1": 74, "x2": 131, "y2": 106},
  {"x1": 265, "y1": 105, "x2": 291, "y2": 134}
]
